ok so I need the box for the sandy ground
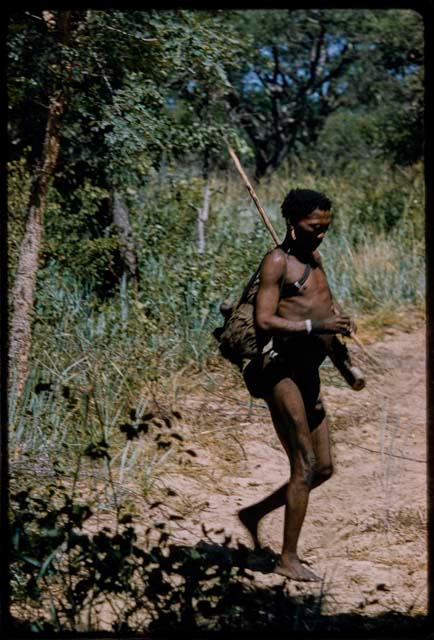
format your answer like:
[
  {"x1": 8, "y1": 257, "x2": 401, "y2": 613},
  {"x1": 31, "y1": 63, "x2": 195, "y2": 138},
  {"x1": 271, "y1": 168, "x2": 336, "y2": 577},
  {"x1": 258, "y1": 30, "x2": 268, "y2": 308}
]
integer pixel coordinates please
[{"x1": 157, "y1": 326, "x2": 427, "y2": 618}]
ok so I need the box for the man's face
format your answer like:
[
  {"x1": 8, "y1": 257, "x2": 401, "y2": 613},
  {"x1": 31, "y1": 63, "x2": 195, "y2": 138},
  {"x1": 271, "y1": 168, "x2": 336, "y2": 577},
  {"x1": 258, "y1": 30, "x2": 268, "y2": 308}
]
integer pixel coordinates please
[{"x1": 292, "y1": 208, "x2": 332, "y2": 251}]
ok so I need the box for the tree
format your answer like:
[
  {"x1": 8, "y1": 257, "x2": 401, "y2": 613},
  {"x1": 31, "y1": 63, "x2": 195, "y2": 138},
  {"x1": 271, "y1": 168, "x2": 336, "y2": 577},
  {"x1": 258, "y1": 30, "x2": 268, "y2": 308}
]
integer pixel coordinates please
[
  {"x1": 225, "y1": 9, "x2": 423, "y2": 179},
  {"x1": 8, "y1": 10, "x2": 84, "y2": 396},
  {"x1": 8, "y1": 10, "x2": 247, "y2": 394}
]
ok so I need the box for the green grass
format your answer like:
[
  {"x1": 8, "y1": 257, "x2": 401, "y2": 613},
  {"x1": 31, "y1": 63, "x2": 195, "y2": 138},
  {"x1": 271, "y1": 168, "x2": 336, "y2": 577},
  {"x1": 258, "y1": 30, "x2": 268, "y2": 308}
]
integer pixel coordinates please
[{"x1": 10, "y1": 158, "x2": 425, "y2": 458}]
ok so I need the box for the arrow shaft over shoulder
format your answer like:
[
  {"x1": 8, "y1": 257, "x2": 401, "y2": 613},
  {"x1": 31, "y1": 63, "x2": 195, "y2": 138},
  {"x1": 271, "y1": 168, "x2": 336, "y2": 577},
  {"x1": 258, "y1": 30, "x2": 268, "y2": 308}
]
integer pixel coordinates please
[{"x1": 227, "y1": 145, "x2": 281, "y2": 247}]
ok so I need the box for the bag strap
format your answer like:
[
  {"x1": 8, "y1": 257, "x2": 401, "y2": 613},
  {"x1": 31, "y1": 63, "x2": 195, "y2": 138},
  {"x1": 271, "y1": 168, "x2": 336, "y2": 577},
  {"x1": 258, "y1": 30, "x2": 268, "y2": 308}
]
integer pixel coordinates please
[
  {"x1": 237, "y1": 259, "x2": 265, "y2": 306},
  {"x1": 291, "y1": 263, "x2": 311, "y2": 290},
  {"x1": 237, "y1": 247, "x2": 289, "y2": 308},
  {"x1": 279, "y1": 250, "x2": 288, "y2": 296}
]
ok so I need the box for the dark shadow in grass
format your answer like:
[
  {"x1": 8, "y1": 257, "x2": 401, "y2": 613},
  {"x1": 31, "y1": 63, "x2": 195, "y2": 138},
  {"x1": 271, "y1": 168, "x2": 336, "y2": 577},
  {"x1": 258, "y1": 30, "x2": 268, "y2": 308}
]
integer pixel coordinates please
[
  {"x1": 9, "y1": 533, "x2": 429, "y2": 638},
  {"x1": 195, "y1": 540, "x2": 278, "y2": 573},
  {"x1": 143, "y1": 540, "x2": 428, "y2": 639}
]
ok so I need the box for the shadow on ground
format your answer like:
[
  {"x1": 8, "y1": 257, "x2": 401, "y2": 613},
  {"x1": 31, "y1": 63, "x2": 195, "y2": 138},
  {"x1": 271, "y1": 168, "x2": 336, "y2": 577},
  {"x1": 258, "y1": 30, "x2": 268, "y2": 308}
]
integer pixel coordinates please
[
  {"x1": 152, "y1": 540, "x2": 429, "y2": 638},
  {"x1": 10, "y1": 538, "x2": 429, "y2": 638}
]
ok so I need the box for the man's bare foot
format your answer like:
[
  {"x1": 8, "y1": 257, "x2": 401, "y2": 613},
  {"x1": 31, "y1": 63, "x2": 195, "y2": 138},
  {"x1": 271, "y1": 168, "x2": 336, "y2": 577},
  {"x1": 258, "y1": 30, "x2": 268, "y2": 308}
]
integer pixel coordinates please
[
  {"x1": 238, "y1": 506, "x2": 261, "y2": 548},
  {"x1": 274, "y1": 556, "x2": 321, "y2": 582}
]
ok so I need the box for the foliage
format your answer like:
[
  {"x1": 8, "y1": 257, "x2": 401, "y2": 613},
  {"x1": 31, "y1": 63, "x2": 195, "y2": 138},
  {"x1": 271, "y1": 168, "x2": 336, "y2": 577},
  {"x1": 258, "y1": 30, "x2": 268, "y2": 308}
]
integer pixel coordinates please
[
  {"x1": 224, "y1": 9, "x2": 423, "y2": 178},
  {"x1": 40, "y1": 182, "x2": 125, "y2": 296},
  {"x1": 8, "y1": 9, "x2": 423, "y2": 196},
  {"x1": 8, "y1": 9, "x2": 250, "y2": 297},
  {"x1": 10, "y1": 367, "x2": 321, "y2": 633},
  {"x1": 7, "y1": 9, "x2": 424, "y2": 293},
  {"x1": 21, "y1": 160, "x2": 424, "y2": 382},
  {"x1": 11, "y1": 473, "x2": 320, "y2": 633},
  {"x1": 8, "y1": 10, "x2": 247, "y2": 190}
]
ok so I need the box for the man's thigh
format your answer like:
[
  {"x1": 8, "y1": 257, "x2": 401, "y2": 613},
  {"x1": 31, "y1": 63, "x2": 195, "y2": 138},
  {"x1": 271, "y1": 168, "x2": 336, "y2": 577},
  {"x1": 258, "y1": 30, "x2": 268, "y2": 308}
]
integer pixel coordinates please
[
  {"x1": 266, "y1": 377, "x2": 316, "y2": 471},
  {"x1": 292, "y1": 365, "x2": 325, "y2": 432},
  {"x1": 311, "y1": 416, "x2": 332, "y2": 472}
]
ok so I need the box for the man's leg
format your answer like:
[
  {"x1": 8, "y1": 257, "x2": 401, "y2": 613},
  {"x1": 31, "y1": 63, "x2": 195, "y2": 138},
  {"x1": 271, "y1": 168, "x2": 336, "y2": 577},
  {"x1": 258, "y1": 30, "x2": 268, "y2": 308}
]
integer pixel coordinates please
[
  {"x1": 238, "y1": 385, "x2": 332, "y2": 579},
  {"x1": 310, "y1": 408, "x2": 333, "y2": 488},
  {"x1": 238, "y1": 412, "x2": 333, "y2": 545},
  {"x1": 238, "y1": 483, "x2": 287, "y2": 548},
  {"x1": 268, "y1": 378, "x2": 320, "y2": 580}
]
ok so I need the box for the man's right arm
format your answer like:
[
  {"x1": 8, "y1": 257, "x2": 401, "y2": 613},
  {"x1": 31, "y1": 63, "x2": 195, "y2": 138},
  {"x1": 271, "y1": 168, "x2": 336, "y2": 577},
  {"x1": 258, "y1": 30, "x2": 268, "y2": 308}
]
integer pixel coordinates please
[{"x1": 255, "y1": 251, "x2": 308, "y2": 334}]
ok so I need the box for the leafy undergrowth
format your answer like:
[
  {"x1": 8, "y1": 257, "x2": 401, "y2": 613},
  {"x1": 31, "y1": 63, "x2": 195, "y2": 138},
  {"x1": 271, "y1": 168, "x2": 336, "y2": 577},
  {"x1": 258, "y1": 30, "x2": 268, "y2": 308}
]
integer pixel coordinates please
[{"x1": 9, "y1": 475, "x2": 427, "y2": 636}]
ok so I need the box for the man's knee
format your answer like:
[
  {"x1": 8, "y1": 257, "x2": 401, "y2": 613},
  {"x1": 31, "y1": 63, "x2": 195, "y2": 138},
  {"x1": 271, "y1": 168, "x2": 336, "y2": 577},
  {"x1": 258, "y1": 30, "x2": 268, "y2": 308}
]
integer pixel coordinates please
[
  {"x1": 294, "y1": 454, "x2": 317, "y2": 488},
  {"x1": 315, "y1": 463, "x2": 333, "y2": 485}
]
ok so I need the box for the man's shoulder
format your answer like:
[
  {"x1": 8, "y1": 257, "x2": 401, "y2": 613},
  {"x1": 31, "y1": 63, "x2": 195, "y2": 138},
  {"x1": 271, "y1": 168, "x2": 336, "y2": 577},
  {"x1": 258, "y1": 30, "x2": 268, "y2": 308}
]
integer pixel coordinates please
[
  {"x1": 260, "y1": 247, "x2": 287, "y2": 281},
  {"x1": 263, "y1": 247, "x2": 287, "y2": 269},
  {"x1": 265, "y1": 246, "x2": 288, "y2": 262}
]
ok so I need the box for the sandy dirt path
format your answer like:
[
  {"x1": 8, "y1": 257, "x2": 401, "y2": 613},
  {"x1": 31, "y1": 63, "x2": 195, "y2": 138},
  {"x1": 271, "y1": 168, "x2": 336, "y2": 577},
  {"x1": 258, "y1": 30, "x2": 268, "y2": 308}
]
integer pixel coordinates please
[{"x1": 160, "y1": 326, "x2": 427, "y2": 618}]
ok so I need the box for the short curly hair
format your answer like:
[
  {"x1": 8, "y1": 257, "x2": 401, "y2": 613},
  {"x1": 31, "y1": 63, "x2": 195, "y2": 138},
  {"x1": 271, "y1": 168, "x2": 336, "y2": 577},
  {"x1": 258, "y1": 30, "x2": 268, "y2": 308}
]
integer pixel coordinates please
[{"x1": 281, "y1": 188, "x2": 332, "y2": 223}]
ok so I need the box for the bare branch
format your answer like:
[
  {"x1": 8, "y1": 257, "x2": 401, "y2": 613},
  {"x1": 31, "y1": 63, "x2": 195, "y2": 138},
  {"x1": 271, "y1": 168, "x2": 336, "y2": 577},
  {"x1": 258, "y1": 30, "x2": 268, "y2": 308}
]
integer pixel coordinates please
[
  {"x1": 308, "y1": 25, "x2": 326, "y2": 88},
  {"x1": 101, "y1": 23, "x2": 159, "y2": 44},
  {"x1": 24, "y1": 11, "x2": 44, "y2": 22},
  {"x1": 272, "y1": 45, "x2": 280, "y2": 84},
  {"x1": 313, "y1": 47, "x2": 354, "y2": 92}
]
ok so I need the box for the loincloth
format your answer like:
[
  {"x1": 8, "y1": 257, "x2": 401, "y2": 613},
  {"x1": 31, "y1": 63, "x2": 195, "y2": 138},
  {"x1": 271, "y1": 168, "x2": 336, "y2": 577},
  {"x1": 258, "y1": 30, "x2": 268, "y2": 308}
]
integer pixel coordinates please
[{"x1": 243, "y1": 334, "x2": 327, "y2": 429}]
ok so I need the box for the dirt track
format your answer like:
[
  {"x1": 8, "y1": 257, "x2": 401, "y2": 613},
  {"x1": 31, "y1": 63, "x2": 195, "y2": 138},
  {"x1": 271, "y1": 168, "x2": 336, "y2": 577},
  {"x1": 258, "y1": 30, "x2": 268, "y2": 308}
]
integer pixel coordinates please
[{"x1": 160, "y1": 326, "x2": 427, "y2": 617}]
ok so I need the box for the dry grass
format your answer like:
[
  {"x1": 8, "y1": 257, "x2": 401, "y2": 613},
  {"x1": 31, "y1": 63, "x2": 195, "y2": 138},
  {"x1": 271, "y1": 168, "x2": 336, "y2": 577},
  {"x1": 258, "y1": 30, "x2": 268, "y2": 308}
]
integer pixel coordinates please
[{"x1": 355, "y1": 306, "x2": 425, "y2": 343}]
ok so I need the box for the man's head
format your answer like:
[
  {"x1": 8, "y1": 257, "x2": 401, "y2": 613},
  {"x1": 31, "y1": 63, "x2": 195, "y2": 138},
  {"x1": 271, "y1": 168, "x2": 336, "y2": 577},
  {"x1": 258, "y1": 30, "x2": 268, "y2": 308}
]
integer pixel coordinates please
[{"x1": 281, "y1": 188, "x2": 332, "y2": 251}]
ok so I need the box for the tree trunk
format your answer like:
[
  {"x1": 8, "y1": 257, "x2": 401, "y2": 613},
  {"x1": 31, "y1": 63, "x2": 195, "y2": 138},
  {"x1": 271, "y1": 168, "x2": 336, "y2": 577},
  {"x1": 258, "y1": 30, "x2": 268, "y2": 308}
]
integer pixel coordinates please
[
  {"x1": 9, "y1": 93, "x2": 64, "y2": 396},
  {"x1": 9, "y1": 10, "x2": 77, "y2": 397},
  {"x1": 111, "y1": 190, "x2": 138, "y2": 282},
  {"x1": 197, "y1": 181, "x2": 210, "y2": 254},
  {"x1": 197, "y1": 149, "x2": 211, "y2": 254},
  {"x1": 111, "y1": 190, "x2": 139, "y2": 322},
  {"x1": 253, "y1": 155, "x2": 269, "y2": 183}
]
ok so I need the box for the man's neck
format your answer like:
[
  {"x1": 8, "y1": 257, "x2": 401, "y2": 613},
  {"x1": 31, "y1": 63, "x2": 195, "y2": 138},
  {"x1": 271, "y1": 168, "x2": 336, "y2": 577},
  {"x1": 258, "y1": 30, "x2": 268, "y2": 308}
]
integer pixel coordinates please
[{"x1": 281, "y1": 234, "x2": 314, "y2": 263}]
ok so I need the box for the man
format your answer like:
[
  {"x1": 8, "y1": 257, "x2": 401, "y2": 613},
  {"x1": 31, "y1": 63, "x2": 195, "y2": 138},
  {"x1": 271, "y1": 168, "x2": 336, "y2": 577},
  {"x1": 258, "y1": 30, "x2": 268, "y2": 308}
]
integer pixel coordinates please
[{"x1": 238, "y1": 188, "x2": 355, "y2": 581}]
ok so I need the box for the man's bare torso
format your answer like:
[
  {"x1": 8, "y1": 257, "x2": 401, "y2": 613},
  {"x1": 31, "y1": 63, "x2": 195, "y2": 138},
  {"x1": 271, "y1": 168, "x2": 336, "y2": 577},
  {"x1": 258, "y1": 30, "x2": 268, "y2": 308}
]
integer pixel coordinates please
[{"x1": 278, "y1": 249, "x2": 335, "y2": 323}]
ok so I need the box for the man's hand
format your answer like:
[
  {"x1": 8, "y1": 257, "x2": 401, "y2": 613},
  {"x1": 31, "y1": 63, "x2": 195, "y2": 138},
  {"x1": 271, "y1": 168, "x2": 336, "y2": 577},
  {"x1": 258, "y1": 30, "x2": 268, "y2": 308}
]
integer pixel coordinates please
[
  {"x1": 331, "y1": 302, "x2": 357, "y2": 334},
  {"x1": 312, "y1": 315, "x2": 353, "y2": 336}
]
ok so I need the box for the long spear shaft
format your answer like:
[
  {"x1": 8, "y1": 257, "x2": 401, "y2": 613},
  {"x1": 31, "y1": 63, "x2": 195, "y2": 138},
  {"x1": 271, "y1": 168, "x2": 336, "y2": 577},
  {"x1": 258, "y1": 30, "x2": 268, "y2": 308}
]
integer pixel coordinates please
[
  {"x1": 226, "y1": 144, "x2": 380, "y2": 367},
  {"x1": 227, "y1": 145, "x2": 281, "y2": 246}
]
